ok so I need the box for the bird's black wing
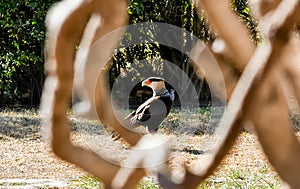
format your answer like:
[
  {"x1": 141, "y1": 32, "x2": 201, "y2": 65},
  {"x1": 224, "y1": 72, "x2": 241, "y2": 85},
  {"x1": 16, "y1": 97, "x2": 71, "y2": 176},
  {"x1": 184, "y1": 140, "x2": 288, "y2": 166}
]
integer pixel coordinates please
[
  {"x1": 125, "y1": 96, "x2": 161, "y2": 126},
  {"x1": 125, "y1": 89, "x2": 175, "y2": 131}
]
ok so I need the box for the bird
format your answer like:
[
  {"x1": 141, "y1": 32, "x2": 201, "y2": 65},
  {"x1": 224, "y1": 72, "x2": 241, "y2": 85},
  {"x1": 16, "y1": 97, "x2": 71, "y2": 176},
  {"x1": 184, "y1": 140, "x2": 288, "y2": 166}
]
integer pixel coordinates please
[{"x1": 125, "y1": 77, "x2": 175, "y2": 132}]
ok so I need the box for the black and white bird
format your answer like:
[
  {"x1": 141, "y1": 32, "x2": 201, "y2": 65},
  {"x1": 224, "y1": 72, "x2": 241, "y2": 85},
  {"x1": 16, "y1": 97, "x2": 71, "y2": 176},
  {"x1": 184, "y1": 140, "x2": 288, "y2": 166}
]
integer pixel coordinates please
[{"x1": 125, "y1": 77, "x2": 175, "y2": 132}]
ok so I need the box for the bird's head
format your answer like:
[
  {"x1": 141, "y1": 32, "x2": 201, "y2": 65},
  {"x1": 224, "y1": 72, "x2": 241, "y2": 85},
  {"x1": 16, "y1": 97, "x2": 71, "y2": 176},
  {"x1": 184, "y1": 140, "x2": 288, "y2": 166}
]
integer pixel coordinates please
[{"x1": 142, "y1": 77, "x2": 166, "y2": 94}]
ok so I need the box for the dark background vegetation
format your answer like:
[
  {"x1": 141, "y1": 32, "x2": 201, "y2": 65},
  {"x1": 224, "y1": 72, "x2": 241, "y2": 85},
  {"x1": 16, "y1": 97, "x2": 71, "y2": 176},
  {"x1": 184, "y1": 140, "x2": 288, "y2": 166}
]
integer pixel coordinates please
[
  {"x1": 0, "y1": 0, "x2": 259, "y2": 108},
  {"x1": 0, "y1": 0, "x2": 57, "y2": 107}
]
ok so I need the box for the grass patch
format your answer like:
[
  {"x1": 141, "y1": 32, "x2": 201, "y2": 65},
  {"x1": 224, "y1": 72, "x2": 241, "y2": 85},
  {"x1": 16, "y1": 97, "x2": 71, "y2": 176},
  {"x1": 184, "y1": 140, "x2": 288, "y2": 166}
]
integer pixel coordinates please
[
  {"x1": 69, "y1": 176, "x2": 103, "y2": 188},
  {"x1": 139, "y1": 177, "x2": 161, "y2": 189},
  {"x1": 69, "y1": 176, "x2": 162, "y2": 189},
  {"x1": 69, "y1": 168, "x2": 281, "y2": 189}
]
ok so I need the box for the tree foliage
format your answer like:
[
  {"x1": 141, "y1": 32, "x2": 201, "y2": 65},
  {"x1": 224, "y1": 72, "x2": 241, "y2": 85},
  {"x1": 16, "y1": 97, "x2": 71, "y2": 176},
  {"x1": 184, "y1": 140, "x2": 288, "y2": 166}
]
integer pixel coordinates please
[
  {"x1": 111, "y1": 0, "x2": 259, "y2": 107},
  {"x1": 0, "y1": 0, "x2": 58, "y2": 106},
  {"x1": 231, "y1": 0, "x2": 261, "y2": 43},
  {"x1": 0, "y1": 0, "x2": 258, "y2": 107}
]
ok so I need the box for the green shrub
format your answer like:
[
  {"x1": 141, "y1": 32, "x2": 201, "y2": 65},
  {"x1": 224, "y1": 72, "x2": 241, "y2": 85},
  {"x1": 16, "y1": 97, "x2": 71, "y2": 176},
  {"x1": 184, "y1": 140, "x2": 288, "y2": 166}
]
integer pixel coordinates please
[
  {"x1": 0, "y1": 0, "x2": 259, "y2": 107},
  {"x1": 0, "y1": 0, "x2": 58, "y2": 106}
]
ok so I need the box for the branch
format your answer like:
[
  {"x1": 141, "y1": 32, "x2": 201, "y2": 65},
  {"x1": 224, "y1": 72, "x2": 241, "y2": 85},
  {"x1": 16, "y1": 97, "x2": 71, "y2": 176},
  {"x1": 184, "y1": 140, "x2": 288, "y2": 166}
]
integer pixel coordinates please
[
  {"x1": 41, "y1": 0, "x2": 146, "y2": 187},
  {"x1": 198, "y1": 0, "x2": 256, "y2": 71},
  {"x1": 160, "y1": 0, "x2": 300, "y2": 187}
]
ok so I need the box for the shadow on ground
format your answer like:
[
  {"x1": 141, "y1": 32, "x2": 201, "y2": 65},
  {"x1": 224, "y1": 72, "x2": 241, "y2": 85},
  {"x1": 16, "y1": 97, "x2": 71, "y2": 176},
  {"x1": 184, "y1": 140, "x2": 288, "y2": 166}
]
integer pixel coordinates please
[
  {"x1": 0, "y1": 114, "x2": 41, "y2": 139},
  {"x1": 0, "y1": 110, "x2": 108, "y2": 140}
]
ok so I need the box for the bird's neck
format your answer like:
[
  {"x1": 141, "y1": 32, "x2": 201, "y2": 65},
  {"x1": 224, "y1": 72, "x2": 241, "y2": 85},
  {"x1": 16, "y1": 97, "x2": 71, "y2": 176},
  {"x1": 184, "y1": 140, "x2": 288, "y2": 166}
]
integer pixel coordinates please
[
  {"x1": 150, "y1": 82, "x2": 167, "y2": 96},
  {"x1": 153, "y1": 88, "x2": 168, "y2": 96}
]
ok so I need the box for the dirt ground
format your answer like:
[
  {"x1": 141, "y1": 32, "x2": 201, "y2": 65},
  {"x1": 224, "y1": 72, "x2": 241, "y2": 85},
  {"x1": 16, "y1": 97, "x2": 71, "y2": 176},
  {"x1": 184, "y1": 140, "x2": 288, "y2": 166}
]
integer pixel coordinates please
[{"x1": 1, "y1": 109, "x2": 298, "y2": 188}]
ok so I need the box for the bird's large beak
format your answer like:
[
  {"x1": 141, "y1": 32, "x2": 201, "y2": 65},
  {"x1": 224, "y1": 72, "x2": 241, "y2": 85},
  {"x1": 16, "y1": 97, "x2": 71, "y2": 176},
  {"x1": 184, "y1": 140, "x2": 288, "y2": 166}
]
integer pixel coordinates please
[{"x1": 142, "y1": 79, "x2": 151, "y2": 86}]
